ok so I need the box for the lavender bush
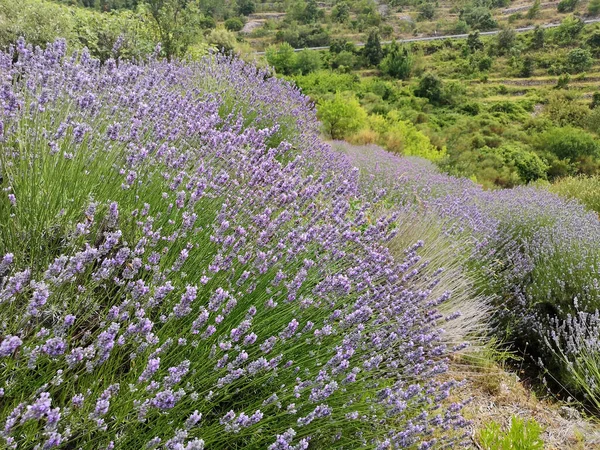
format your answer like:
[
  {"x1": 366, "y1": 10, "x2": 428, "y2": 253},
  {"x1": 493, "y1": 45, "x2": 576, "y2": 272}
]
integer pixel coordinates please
[
  {"x1": 335, "y1": 142, "x2": 600, "y2": 406},
  {"x1": 0, "y1": 40, "x2": 467, "y2": 449}
]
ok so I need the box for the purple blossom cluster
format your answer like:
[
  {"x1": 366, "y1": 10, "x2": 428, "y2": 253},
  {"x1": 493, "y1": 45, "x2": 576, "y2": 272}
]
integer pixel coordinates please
[
  {"x1": 0, "y1": 40, "x2": 466, "y2": 449},
  {"x1": 336, "y1": 141, "x2": 600, "y2": 399}
]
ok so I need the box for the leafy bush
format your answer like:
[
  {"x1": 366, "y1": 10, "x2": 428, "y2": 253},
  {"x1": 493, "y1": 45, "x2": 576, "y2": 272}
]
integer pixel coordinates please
[
  {"x1": 553, "y1": 16, "x2": 584, "y2": 45},
  {"x1": 544, "y1": 92, "x2": 590, "y2": 127},
  {"x1": 589, "y1": 0, "x2": 600, "y2": 14},
  {"x1": 414, "y1": 73, "x2": 444, "y2": 104},
  {"x1": 566, "y1": 48, "x2": 593, "y2": 73},
  {"x1": 0, "y1": 0, "x2": 74, "y2": 49},
  {"x1": 266, "y1": 42, "x2": 296, "y2": 75},
  {"x1": 294, "y1": 49, "x2": 322, "y2": 74},
  {"x1": 317, "y1": 92, "x2": 367, "y2": 138},
  {"x1": 557, "y1": 0, "x2": 578, "y2": 12},
  {"x1": 496, "y1": 28, "x2": 516, "y2": 55},
  {"x1": 291, "y1": 70, "x2": 360, "y2": 95},
  {"x1": 418, "y1": 2, "x2": 436, "y2": 20},
  {"x1": 206, "y1": 28, "x2": 238, "y2": 53},
  {"x1": 461, "y1": 6, "x2": 498, "y2": 31},
  {"x1": 363, "y1": 28, "x2": 383, "y2": 66},
  {"x1": 224, "y1": 17, "x2": 244, "y2": 32},
  {"x1": 536, "y1": 126, "x2": 600, "y2": 160},
  {"x1": 0, "y1": 40, "x2": 467, "y2": 449},
  {"x1": 379, "y1": 42, "x2": 413, "y2": 80}
]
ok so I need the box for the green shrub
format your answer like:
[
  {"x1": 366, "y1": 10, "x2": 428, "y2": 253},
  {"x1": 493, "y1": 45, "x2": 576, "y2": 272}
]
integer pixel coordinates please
[
  {"x1": 294, "y1": 49, "x2": 321, "y2": 74},
  {"x1": 414, "y1": 73, "x2": 443, "y2": 104},
  {"x1": 527, "y1": 0, "x2": 541, "y2": 18},
  {"x1": 461, "y1": 6, "x2": 498, "y2": 31},
  {"x1": 330, "y1": 50, "x2": 360, "y2": 71},
  {"x1": 317, "y1": 92, "x2": 367, "y2": 139},
  {"x1": 224, "y1": 17, "x2": 244, "y2": 32},
  {"x1": 537, "y1": 126, "x2": 600, "y2": 161},
  {"x1": 0, "y1": 0, "x2": 74, "y2": 49},
  {"x1": 557, "y1": 0, "x2": 578, "y2": 12},
  {"x1": 379, "y1": 41, "x2": 413, "y2": 80},
  {"x1": 553, "y1": 16, "x2": 584, "y2": 45},
  {"x1": 266, "y1": 42, "x2": 297, "y2": 75},
  {"x1": 418, "y1": 2, "x2": 436, "y2": 21},
  {"x1": 589, "y1": 0, "x2": 600, "y2": 15},
  {"x1": 566, "y1": 48, "x2": 593, "y2": 73},
  {"x1": 478, "y1": 416, "x2": 544, "y2": 450},
  {"x1": 291, "y1": 70, "x2": 360, "y2": 95},
  {"x1": 206, "y1": 28, "x2": 238, "y2": 53},
  {"x1": 544, "y1": 92, "x2": 590, "y2": 127}
]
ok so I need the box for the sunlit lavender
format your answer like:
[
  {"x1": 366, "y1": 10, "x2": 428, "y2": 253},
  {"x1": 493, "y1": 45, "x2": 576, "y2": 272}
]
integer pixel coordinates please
[
  {"x1": 335, "y1": 140, "x2": 600, "y2": 404},
  {"x1": 0, "y1": 40, "x2": 469, "y2": 449}
]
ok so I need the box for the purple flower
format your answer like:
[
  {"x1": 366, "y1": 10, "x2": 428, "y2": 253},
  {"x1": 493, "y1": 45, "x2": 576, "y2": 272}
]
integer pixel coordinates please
[
  {"x1": 42, "y1": 337, "x2": 66, "y2": 357},
  {"x1": 0, "y1": 335, "x2": 22, "y2": 357},
  {"x1": 150, "y1": 389, "x2": 183, "y2": 411}
]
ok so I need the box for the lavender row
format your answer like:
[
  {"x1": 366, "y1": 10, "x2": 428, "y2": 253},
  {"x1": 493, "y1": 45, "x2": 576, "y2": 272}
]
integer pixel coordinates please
[
  {"x1": 0, "y1": 40, "x2": 466, "y2": 449},
  {"x1": 337, "y1": 141, "x2": 600, "y2": 402}
]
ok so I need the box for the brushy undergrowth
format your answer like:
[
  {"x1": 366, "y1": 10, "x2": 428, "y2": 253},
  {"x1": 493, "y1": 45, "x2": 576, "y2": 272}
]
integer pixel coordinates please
[
  {"x1": 0, "y1": 40, "x2": 470, "y2": 449},
  {"x1": 548, "y1": 175, "x2": 600, "y2": 215}
]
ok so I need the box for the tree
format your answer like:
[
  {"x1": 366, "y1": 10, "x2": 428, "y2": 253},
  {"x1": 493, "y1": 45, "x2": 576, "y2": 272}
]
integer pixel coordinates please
[
  {"x1": 530, "y1": 26, "x2": 544, "y2": 49},
  {"x1": 236, "y1": 0, "x2": 255, "y2": 16},
  {"x1": 414, "y1": 73, "x2": 443, "y2": 104},
  {"x1": 317, "y1": 92, "x2": 367, "y2": 139},
  {"x1": 527, "y1": 0, "x2": 541, "y2": 18},
  {"x1": 467, "y1": 31, "x2": 484, "y2": 53},
  {"x1": 379, "y1": 42, "x2": 413, "y2": 80},
  {"x1": 265, "y1": 43, "x2": 297, "y2": 75},
  {"x1": 331, "y1": 1, "x2": 350, "y2": 23},
  {"x1": 363, "y1": 29, "x2": 383, "y2": 66},
  {"x1": 294, "y1": 49, "x2": 321, "y2": 74},
  {"x1": 557, "y1": 0, "x2": 578, "y2": 12},
  {"x1": 145, "y1": 0, "x2": 202, "y2": 59},
  {"x1": 461, "y1": 7, "x2": 497, "y2": 31},
  {"x1": 566, "y1": 48, "x2": 593, "y2": 73},
  {"x1": 418, "y1": 3, "x2": 436, "y2": 21},
  {"x1": 519, "y1": 56, "x2": 535, "y2": 77},
  {"x1": 496, "y1": 27, "x2": 515, "y2": 55}
]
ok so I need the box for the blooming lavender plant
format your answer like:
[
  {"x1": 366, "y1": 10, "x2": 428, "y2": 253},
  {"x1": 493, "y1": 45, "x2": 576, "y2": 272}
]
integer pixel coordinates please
[
  {"x1": 0, "y1": 40, "x2": 466, "y2": 449},
  {"x1": 334, "y1": 139, "x2": 600, "y2": 405}
]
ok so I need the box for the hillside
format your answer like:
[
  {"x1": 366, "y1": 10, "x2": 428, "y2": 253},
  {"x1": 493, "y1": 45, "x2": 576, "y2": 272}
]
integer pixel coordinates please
[{"x1": 2, "y1": 2, "x2": 600, "y2": 449}]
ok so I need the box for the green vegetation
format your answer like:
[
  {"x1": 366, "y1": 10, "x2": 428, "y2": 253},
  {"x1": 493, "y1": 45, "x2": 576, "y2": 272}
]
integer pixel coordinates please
[
  {"x1": 4, "y1": 0, "x2": 600, "y2": 188},
  {"x1": 478, "y1": 416, "x2": 545, "y2": 450},
  {"x1": 548, "y1": 175, "x2": 600, "y2": 213}
]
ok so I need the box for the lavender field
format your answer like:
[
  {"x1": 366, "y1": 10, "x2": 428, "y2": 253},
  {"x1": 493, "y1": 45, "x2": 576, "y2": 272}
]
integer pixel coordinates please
[{"x1": 0, "y1": 39, "x2": 599, "y2": 449}]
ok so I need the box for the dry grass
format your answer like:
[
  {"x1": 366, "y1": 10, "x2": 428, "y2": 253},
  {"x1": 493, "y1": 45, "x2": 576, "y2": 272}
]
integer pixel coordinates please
[{"x1": 448, "y1": 352, "x2": 600, "y2": 449}]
